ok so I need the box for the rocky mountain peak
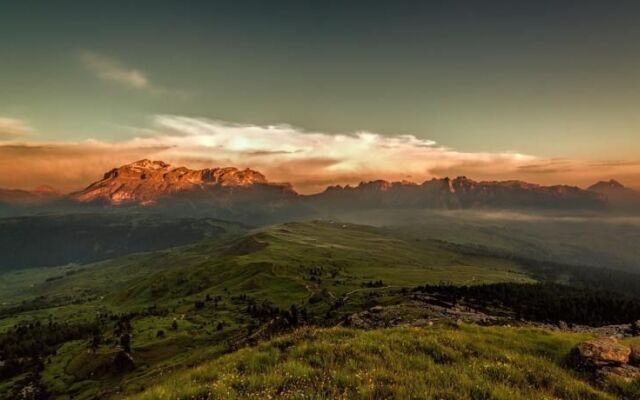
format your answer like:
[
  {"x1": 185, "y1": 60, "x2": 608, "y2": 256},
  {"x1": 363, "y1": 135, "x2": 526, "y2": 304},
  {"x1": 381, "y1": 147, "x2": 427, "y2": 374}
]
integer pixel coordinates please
[{"x1": 70, "y1": 160, "x2": 287, "y2": 205}]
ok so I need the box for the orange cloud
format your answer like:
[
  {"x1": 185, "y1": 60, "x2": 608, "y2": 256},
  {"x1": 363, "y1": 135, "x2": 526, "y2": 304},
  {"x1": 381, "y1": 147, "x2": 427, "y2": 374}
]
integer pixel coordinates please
[
  {"x1": 0, "y1": 116, "x2": 638, "y2": 193},
  {"x1": 0, "y1": 117, "x2": 32, "y2": 139}
]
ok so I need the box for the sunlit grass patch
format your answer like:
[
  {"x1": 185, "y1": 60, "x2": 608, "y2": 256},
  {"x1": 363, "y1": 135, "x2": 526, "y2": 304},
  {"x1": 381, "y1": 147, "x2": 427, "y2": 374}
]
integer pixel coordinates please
[{"x1": 127, "y1": 323, "x2": 627, "y2": 400}]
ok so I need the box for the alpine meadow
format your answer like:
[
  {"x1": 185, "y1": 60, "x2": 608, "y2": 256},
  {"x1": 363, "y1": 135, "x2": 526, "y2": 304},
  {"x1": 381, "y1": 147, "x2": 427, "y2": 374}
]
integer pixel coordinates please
[{"x1": 1, "y1": 2, "x2": 640, "y2": 399}]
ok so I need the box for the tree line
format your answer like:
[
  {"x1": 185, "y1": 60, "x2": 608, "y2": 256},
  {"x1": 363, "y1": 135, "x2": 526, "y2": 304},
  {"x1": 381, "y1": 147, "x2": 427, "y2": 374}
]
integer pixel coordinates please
[{"x1": 412, "y1": 282, "x2": 640, "y2": 326}]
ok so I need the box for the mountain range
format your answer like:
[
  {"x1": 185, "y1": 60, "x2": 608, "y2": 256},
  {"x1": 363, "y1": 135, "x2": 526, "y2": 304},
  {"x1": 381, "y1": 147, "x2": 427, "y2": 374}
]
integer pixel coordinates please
[
  {"x1": 2, "y1": 159, "x2": 639, "y2": 215},
  {"x1": 1, "y1": 161, "x2": 640, "y2": 399},
  {"x1": 0, "y1": 185, "x2": 59, "y2": 204}
]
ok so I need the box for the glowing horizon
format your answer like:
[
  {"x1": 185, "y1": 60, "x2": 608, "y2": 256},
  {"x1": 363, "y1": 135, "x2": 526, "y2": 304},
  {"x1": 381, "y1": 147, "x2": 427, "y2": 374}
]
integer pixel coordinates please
[{"x1": 1, "y1": 115, "x2": 638, "y2": 195}]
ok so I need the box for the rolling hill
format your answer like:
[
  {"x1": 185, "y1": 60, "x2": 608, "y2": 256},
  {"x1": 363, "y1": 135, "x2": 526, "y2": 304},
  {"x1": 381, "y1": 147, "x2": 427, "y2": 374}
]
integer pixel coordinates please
[
  {"x1": 0, "y1": 220, "x2": 537, "y2": 398},
  {"x1": 1, "y1": 219, "x2": 639, "y2": 399}
]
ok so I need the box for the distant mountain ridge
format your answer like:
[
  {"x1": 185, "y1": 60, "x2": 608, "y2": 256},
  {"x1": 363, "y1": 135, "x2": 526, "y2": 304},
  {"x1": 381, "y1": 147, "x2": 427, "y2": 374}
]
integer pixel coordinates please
[
  {"x1": 312, "y1": 176, "x2": 606, "y2": 210},
  {"x1": 587, "y1": 179, "x2": 640, "y2": 196},
  {"x1": 587, "y1": 179, "x2": 640, "y2": 210},
  {"x1": 588, "y1": 179, "x2": 628, "y2": 192},
  {"x1": 63, "y1": 159, "x2": 607, "y2": 211},
  {"x1": 0, "y1": 185, "x2": 60, "y2": 204},
  {"x1": 1, "y1": 159, "x2": 631, "y2": 214}
]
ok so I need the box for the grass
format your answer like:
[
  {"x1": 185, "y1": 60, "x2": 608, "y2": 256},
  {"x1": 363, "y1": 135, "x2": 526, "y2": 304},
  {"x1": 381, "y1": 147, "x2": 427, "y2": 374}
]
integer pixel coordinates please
[
  {"x1": 223, "y1": 221, "x2": 532, "y2": 311},
  {"x1": 0, "y1": 220, "x2": 540, "y2": 398},
  {"x1": 126, "y1": 323, "x2": 634, "y2": 400},
  {"x1": 1, "y1": 220, "x2": 533, "y2": 319}
]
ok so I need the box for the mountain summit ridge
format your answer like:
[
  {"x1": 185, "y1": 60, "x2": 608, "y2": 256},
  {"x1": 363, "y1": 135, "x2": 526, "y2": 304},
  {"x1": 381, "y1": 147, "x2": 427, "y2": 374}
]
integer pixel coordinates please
[{"x1": 69, "y1": 159, "x2": 280, "y2": 205}]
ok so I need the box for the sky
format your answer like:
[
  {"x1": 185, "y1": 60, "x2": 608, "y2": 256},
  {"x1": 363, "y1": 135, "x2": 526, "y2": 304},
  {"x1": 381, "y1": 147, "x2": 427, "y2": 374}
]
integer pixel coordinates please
[{"x1": 1, "y1": 0, "x2": 639, "y2": 193}]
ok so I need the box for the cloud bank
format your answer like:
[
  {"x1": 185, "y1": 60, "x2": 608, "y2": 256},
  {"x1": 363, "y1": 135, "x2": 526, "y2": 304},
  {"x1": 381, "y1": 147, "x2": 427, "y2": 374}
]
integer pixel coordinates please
[
  {"x1": 0, "y1": 117, "x2": 32, "y2": 139},
  {"x1": 138, "y1": 116, "x2": 539, "y2": 192},
  {"x1": 0, "y1": 115, "x2": 638, "y2": 193}
]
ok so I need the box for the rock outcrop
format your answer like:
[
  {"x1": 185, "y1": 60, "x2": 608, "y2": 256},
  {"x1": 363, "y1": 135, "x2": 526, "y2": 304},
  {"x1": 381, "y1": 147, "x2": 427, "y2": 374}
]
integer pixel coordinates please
[
  {"x1": 576, "y1": 338, "x2": 631, "y2": 366},
  {"x1": 573, "y1": 337, "x2": 640, "y2": 383},
  {"x1": 596, "y1": 364, "x2": 640, "y2": 382},
  {"x1": 344, "y1": 301, "x2": 499, "y2": 329}
]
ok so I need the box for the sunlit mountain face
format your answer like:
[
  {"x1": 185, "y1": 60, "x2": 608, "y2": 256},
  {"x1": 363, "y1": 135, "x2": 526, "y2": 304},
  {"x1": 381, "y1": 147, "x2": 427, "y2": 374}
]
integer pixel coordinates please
[{"x1": 2, "y1": 2, "x2": 640, "y2": 400}]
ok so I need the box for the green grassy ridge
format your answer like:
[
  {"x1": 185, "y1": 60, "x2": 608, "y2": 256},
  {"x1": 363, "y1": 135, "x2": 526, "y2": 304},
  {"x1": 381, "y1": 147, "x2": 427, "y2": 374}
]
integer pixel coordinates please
[
  {"x1": 1, "y1": 221, "x2": 532, "y2": 318},
  {"x1": 125, "y1": 323, "x2": 638, "y2": 400},
  {"x1": 0, "y1": 221, "x2": 538, "y2": 398},
  {"x1": 233, "y1": 221, "x2": 533, "y2": 291}
]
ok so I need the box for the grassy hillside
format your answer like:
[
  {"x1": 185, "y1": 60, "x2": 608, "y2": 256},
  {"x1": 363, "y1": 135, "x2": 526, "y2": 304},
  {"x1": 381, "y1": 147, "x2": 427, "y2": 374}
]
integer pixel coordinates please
[
  {"x1": 127, "y1": 323, "x2": 638, "y2": 400},
  {"x1": 326, "y1": 209, "x2": 640, "y2": 273},
  {"x1": 4, "y1": 220, "x2": 640, "y2": 399},
  {"x1": 0, "y1": 221, "x2": 538, "y2": 398},
  {"x1": 0, "y1": 221, "x2": 532, "y2": 323}
]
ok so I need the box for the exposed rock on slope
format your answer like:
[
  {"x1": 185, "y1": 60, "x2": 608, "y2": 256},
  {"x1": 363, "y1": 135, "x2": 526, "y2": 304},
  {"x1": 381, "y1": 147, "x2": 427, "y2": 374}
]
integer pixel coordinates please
[
  {"x1": 573, "y1": 337, "x2": 640, "y2": 383},
  {"x1": 69, "y1": 159, "x2": 294, "y2": 205},
  {"x1": 576, "y1": 337, "x2": 631, "y2": 366},
  {"x1": 344, "y1": 301, "x2": 500, "y2": 329}
]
